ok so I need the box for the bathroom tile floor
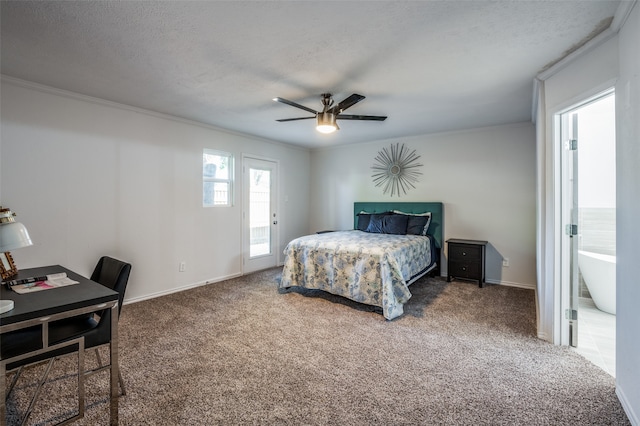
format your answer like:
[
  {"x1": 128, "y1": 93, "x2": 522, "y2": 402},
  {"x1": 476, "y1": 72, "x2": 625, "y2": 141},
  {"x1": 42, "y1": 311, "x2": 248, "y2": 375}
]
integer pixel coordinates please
[{"x1": 573, "y1": 297, "x2": 616, "y2": 377}]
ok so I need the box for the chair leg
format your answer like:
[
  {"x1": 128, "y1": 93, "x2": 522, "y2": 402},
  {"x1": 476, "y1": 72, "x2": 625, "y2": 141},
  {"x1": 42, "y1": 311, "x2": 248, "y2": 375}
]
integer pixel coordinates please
[
  {"x1": 118, "y1": 368, "x2": 127, "y2": 396},
  {"x1": 95, "y1": 347, "x2": 126, "y2": 396}
]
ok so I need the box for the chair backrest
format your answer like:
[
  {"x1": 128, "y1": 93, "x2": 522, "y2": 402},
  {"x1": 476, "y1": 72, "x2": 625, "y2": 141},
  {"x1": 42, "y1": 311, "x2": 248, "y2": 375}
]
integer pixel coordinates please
[{"x1": 90, "y1": 256, "x2": 131, "y2": 318}]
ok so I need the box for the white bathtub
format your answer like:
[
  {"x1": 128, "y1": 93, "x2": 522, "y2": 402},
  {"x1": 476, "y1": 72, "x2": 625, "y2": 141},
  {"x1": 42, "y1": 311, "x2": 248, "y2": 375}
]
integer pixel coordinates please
[{"x1": 578, "y1": 250, "x2": 616, "y2": 315}]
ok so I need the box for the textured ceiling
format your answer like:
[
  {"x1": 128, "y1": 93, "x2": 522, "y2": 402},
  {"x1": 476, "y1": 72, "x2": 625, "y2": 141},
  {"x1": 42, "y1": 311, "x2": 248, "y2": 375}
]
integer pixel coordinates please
[{"x1": 0, "y1": 1, "x2": 621, "y2": 148}]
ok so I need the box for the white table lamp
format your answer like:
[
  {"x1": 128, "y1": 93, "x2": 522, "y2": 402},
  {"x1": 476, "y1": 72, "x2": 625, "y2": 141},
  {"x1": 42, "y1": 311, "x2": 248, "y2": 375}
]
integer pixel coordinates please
[{"x1": 0, "y1": 207, "x2": 33, "y2": 314}]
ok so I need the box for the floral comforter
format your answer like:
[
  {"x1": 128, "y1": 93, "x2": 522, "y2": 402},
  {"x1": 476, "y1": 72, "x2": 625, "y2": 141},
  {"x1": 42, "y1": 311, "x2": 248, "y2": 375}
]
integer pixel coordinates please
[{"x1": 279, "y1": 230, "x2": 435, "y2": 320}]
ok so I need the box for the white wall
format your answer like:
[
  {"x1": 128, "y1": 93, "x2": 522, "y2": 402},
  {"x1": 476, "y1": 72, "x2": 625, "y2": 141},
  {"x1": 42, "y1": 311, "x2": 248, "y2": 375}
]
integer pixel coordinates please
[
  {"x1": 576, "y1": 95, "x2": 616, "y2": 209},
  {"x1": 616, "y1": 3, "x2": 640, "y2": 423},
  {"x1": 0, "y1": 79, "x2": 310, "y2": 303},
  {"x1": 537, "y1": 3, "x2": 639, "y2": 422},
  {"x1": 309, "y1": 123, "x2": 537, "y2": 288}
]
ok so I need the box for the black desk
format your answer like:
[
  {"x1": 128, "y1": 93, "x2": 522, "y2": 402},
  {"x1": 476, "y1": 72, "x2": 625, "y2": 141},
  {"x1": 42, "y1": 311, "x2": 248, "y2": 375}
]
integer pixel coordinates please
[{"x1": 1, "y1": 265, "x2": 120, "y2": 425}]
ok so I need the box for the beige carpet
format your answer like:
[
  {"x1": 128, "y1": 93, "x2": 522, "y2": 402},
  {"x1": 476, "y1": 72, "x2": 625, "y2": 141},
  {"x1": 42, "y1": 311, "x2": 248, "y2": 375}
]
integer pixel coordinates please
[{"x1": 5, "y1": 268, "x2": 630, "y2": 425}]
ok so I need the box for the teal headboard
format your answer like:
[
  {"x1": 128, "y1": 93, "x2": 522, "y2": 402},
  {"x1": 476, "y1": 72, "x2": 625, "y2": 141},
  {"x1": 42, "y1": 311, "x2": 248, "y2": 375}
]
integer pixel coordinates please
[{"x1": 353, "y1": 202, "x2": 444, "y2": 248}]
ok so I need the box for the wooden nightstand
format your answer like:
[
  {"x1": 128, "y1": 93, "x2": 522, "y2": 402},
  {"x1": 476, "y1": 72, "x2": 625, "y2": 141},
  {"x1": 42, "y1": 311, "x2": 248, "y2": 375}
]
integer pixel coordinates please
[{"x1": 446, "y1": 239, "x2": 488, "y2": 288}]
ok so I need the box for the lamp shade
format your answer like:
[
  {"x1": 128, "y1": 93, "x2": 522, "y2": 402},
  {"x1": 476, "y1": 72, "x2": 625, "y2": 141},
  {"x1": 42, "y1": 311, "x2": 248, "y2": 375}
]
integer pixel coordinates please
[
  {"x1": 316, "y1": 112, "x2": 337, "y2": 134},
  {"x1": 0, "y1": 221, "x2": 33, "y2": 252}
]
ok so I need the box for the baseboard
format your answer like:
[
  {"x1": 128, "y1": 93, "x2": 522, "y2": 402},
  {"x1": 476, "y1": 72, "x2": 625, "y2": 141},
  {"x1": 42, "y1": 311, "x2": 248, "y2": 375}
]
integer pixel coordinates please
[
  {"x1": 124, "y1": 272, "x2": 242, "y2": 305},
  {"x1": 438, "y1": 275, "x2": 535, "y2": 290},
  {"x1": 485, "y1": 278, "x2": 536, "y2": 290},
  {"x1": 537, "y1": 331, "x2": 551, "y2": 342},
  {"x1": 616, "y1": 387, "x2": 639, "y2": 426},
  {"x1": 123, "y1": 272, "x2": 533, "y2": 305}
]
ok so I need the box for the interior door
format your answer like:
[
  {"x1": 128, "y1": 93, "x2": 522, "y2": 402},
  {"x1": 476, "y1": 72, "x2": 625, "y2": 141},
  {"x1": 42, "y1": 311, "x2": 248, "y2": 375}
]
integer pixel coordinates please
[{"x1": 243, "y1": 157, "x2": 278, "y2": 273}]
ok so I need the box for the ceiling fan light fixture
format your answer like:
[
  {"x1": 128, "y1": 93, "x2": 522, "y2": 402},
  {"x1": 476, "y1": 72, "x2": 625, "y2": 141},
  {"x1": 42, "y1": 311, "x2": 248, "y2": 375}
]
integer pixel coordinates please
[
  {"x1": 316, "y1": 112, "x2": 337, "y2": 134},
  {"x1": 274, "y1": 93, "x2": 385, "y2": 133}
]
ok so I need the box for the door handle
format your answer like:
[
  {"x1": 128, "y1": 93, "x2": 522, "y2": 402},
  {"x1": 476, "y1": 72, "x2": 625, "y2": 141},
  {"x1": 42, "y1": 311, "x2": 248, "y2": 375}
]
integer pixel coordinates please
[{"x1": 273, "y1": 221, "x2": 278, "y2": 225}]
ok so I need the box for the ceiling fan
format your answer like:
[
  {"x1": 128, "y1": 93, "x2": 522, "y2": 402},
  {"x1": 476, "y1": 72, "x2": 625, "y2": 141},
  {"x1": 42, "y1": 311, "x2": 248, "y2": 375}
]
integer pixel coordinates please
[{"x1": 273, "y1": 93, "x2": 387, "y2": 134}]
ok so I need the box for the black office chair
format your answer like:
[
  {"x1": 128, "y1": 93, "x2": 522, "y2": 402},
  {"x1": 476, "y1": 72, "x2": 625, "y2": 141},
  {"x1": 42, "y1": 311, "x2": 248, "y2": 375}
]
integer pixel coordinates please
[
  {"x1": 3, "y1": 256, "x2": 131, "y2": 422},
  {"x1": 77, "y1": 255, "x2": 131, "y2": 393}
]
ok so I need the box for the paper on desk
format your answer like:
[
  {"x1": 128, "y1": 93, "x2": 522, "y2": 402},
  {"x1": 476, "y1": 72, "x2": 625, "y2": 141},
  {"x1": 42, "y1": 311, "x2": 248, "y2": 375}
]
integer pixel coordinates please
[{"x1": 11, "y1": 272, "x2": 79, "y2": 294}]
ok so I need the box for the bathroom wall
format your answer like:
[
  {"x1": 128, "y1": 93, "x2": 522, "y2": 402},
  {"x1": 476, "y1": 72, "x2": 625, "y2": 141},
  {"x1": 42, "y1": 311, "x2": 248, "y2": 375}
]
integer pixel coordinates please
[{"x1": 576, "y1": 93, "x2": 616, "y2": 257}]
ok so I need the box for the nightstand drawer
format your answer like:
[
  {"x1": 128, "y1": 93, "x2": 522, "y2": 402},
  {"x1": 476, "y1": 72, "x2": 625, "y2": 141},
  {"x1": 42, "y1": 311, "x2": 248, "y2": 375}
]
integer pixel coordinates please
[
  {"x1": 448, "y1": 244, "x2": 482, "y2": 261},
  {"x1": 449, "y1": 261, "x2": 480, "y2": 279}
]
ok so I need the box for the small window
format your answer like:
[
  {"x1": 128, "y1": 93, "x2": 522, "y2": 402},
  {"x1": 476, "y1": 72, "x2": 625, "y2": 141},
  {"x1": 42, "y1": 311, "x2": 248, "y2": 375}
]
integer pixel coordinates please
[{"x1": 203, "y1": 149, "x2": 233, "y2": 207}]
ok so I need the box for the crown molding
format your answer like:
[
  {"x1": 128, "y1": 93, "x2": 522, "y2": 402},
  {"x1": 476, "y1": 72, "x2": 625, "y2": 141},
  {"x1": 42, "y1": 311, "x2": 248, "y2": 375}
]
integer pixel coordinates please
[{"x1": 530, "y1": 0, "x2": 637, "y2": 121}]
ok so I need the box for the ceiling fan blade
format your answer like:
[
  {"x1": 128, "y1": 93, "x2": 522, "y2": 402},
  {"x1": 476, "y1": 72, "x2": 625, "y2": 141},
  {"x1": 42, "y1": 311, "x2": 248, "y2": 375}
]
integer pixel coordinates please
[
  {"x1": 332, "y1": 93, "x2": 365, "y2": 113},
  {"x1": 337, "y1": 114, "x2": 387, "y2": 121},
  {"x1": 273, "y1": 97, "x2": 318, "y2": 115},
  {"x1": 276, "y1": 116, "x2": 316, "y2": 122}
]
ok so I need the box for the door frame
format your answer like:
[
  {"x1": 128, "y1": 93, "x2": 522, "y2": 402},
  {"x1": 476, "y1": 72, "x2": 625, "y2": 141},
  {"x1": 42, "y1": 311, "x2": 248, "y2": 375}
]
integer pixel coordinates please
[
  {"x1": 554, "y1": 87, "x2": 615, "y2": 346},
  {"x1": 241, "y1": 154, "x2": 280, "y2": 274}
]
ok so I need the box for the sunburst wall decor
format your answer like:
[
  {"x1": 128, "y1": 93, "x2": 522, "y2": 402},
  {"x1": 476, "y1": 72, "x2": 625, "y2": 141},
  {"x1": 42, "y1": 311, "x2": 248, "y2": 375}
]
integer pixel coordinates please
[{"x1": 371, "y1": 143, "x2": 423, "y2": 197}]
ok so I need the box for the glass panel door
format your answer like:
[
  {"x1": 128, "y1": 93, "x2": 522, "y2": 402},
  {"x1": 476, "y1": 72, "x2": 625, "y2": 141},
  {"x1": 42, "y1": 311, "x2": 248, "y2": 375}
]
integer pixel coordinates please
[
  {"x1": 243, "y1": 157, "x2": 278, "y2": 273},
  {"x1": 568, "y1": 112, "x2": 580, "y2": 347},
  {"x1": 249, "y1": 166, "x2": 271, "y2": 257},
  {"x1": 561, "y1": 108, "x2": 580, "y2": 346}
]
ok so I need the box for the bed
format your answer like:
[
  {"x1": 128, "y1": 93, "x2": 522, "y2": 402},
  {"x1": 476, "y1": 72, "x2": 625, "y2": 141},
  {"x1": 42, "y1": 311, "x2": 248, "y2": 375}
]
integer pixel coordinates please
[{"x1": 279, "y1": 202, "x2": 443, "y2": 320}]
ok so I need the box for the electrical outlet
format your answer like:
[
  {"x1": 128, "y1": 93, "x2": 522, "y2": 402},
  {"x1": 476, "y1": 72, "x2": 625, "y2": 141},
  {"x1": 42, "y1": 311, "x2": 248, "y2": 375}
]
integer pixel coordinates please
[
  {"x1": 179, "y1": 261, "x2": 186, "y2": 272},
  {"x1": 502, "y1": 258, "x2": 509, "y2": 267}
]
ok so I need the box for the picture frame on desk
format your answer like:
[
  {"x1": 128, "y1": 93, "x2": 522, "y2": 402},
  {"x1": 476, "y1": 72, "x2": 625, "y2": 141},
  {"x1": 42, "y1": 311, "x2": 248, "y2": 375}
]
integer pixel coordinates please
[{"x1": 0, "y1": 251, "x2": 18, "y2": 280}]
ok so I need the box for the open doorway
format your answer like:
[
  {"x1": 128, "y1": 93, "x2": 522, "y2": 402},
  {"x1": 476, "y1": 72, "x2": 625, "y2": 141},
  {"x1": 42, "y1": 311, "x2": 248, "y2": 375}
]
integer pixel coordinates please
[{"x1": 559, "y1": 91, "x2": 616, "y2": 376}]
